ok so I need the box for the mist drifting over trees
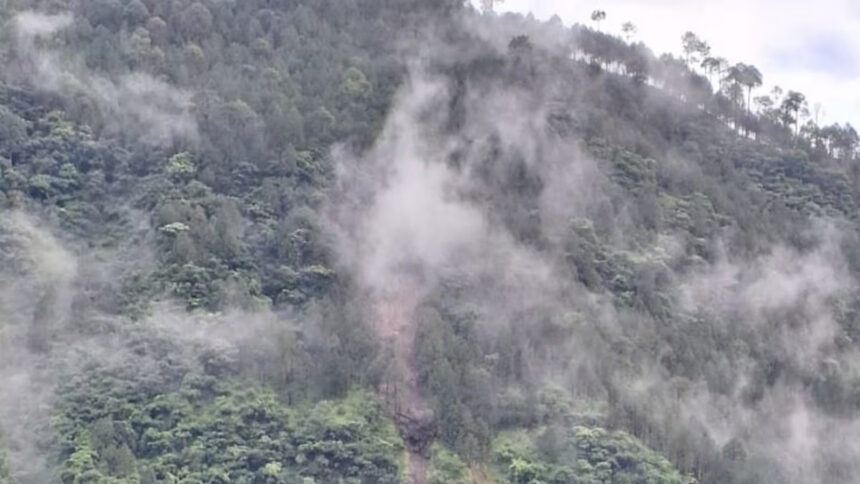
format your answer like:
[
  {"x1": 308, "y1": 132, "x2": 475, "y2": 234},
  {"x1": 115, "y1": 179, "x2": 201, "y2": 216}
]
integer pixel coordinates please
[{"x1": 1, "y1": 1, "x2": 860, "y2": 483}]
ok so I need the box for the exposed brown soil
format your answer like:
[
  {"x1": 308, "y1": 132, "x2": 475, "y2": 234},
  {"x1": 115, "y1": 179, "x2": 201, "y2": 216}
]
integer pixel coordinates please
[{"x1": 372, "y1": 279, "x2": 434, "y2": 484}]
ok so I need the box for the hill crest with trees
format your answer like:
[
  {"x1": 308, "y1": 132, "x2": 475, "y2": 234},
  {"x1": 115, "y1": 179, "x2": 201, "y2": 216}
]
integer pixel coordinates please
[{"x1": 1, "y1": 1, "x2": 859, "y2": 483}]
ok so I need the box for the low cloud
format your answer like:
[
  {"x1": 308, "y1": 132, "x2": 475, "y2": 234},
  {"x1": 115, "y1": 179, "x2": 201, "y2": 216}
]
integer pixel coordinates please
[
  {"x1": 0, "y1": 211, "x2": 291, "y2": 481},
  {"x1": 9, "y1": 11, "x2": 198, "y2": 146}
]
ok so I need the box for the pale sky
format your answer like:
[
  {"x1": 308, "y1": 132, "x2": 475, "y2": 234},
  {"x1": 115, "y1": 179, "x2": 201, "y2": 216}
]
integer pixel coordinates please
[{"x1": 490, "y1": 0, "x2": 860, "y2": 127}]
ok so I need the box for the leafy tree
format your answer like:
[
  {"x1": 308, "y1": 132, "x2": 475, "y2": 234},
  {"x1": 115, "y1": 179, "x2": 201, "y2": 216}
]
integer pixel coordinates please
[
  {"x1": 737, "y1": 63, "x2": 763, "y2": 115},
  {"x1": 0, "y1": 106, "x2": 26, "y2": 158},
  {"x1": 493, "y1": 427, "x2": 687, "y2": 484},
  {"x1": 701, "y1": 56, "x2": 728, "y2": 89},
  {"x1": 165, "y1": 152, "x2": 196, "y2": 182},
  {"x1": 57, "y1": 367, "x2": 405, "y2": 483},
  {"x1": 180, "y1": 2, "x2": 213, "y2": 41},
  {"x1": 591, "y1": 10, "x2": 606, "y2": 31},
  {"x1": 480, "y1": 0, "x2": 504, "y2": 13},
  {"x1": 754, "y1": 94, "x2": 774, "y2": 114},
  {"x1": 681, "y1": 31, "x2": 710, "y2": 68},
  {"x1": 781, "y1": 90, "x2": 808, "y2": 136},
  {"x1": 722, "y1": 64, "x2": 751, "y2": 130},
  {"x1": 85, "y1": 0, "x2": 123, "y2": 29},
  {"x1": 145, "y1": 16, "x2": 168, "y2": 48},
  {"x1": 428, "y1": 443, "x2": 470, "y2": 484},
  {"x1": 622, "y1": 21, "x2": 637, "y2": 42},
  {"x1": 508, "y1": 34, "x2": 533, "y2": 52},
  {"x1": 122, "y1": 0, "x2": 149, "y2": 26}
]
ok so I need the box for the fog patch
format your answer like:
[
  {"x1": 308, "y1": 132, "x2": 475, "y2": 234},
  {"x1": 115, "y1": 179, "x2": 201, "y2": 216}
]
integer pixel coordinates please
[
  {"x1": 0, "y1": 210, "x2": 294, "y2": 482},
  {"x1": 8, "y1": 11, "x2": 198, "y2": 146}
]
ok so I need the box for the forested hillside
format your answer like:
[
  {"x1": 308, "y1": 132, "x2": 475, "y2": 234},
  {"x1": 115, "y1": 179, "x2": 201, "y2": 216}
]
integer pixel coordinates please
[{"x1": 1, "y1": 1, "x2": 860, "y2": 483}]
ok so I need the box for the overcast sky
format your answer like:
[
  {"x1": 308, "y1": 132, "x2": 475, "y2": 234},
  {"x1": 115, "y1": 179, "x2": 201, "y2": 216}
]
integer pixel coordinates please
[{"x1": 490, "y1": 0, "x2": 860, "y2": 127}]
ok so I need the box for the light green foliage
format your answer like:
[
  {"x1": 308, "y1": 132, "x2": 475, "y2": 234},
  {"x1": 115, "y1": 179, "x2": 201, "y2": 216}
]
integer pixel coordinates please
[
  {"x1": 493, "y1": 427, "x2": 686, "y2": 484},
  {"x1": 428, "y1": 443, "x2": 471, "y2": 484},
  {"x1": 341, "y1": 67, "x2": 372, "y2": 101},
  {"x1": 59, "y1": 432, "x2": 103, "y2": 483},
  {"x1": 27, "y1": 174, "x2": 53, "y2": 199},
  {"x1": 55, "y1": 366, "x2": 404, "y2": 484},
  {"x1": 165, "y1": 152, "x2": 196, "y2": 182}
]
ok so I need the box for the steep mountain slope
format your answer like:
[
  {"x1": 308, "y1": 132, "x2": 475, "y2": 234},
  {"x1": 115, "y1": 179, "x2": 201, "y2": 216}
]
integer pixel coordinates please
[{"x1": 1, "y1": 1, "x2": 860, "y2": 483}]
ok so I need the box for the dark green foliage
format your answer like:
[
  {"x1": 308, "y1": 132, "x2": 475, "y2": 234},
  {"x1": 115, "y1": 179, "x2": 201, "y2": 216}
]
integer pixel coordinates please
[
  {"x1": 414, "y1": 289, "x2": 494, "y2": 459},
  {"x1": 0, "y1": 444, "x2": 8, "y2": 484},
  {"x1": 0, "y1": 0, "x2": 435, "y2": 313},
  {"x1": 0, "y1": 105, "x2": 27, "y2": 158}
]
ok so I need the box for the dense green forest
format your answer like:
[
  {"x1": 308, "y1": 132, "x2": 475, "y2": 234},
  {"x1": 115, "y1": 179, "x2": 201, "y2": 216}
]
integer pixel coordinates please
[{"x1": 1, "y1": 0, "x2": 860, "y2": 483}]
